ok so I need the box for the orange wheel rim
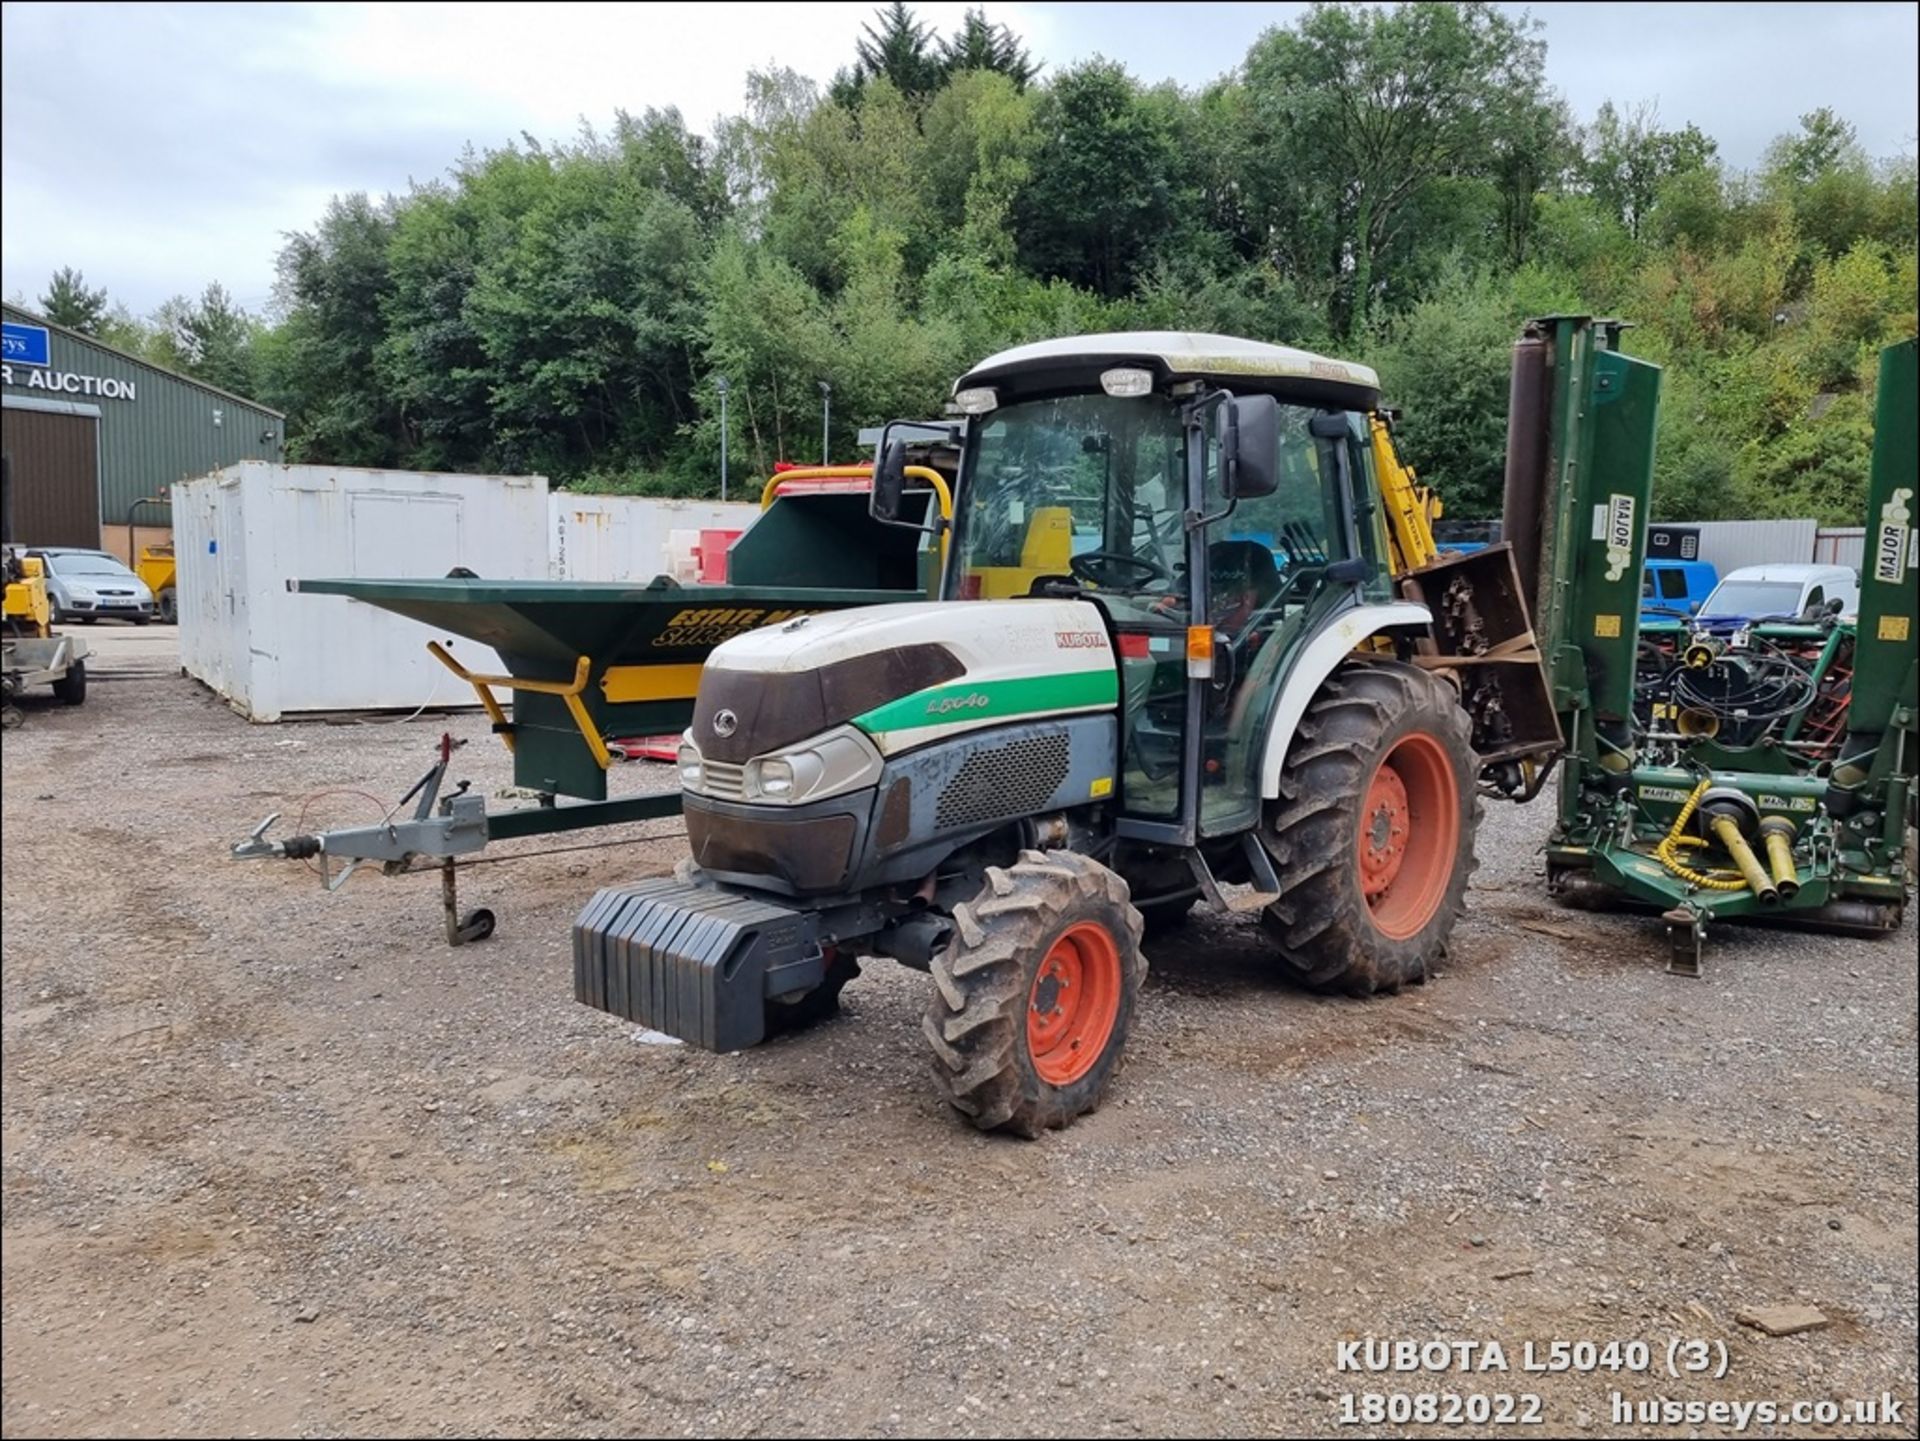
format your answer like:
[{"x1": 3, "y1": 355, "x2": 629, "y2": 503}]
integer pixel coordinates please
[
  {"x1": 1358, "y1": 732, "x2": 1459, "y2": 941},
  {"x1": 1027, "y1": 922, "x2": 1122, "y2": 1086}
]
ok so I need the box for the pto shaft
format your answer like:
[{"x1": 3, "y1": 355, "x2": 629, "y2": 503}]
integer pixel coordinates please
[
  {"x1": 1709, "y1": 814, "x2": 1777, "y2": 904},
  {"x1": 1757, "y1": 817, "x2": 1800, "y2": 898}
]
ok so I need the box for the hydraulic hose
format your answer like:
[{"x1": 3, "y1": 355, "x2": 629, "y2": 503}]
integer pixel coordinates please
[{"x1": 1653, "y1": 779, "x2": 1749, "y2": 892}]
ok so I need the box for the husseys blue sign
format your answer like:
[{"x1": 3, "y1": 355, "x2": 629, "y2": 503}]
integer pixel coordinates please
[{"x1": 2, "y1": 321, "x2": 51, "y2": 368}]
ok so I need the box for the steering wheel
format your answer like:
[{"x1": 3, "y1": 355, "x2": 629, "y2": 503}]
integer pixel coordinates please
[{"x1": 1071, "y1": 550, "x2": 1170, "y2": 589}]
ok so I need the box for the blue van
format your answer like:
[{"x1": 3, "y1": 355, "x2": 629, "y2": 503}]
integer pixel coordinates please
[{"x1": 1641, "y1": 558, "x2": 1718, "y2": 625}]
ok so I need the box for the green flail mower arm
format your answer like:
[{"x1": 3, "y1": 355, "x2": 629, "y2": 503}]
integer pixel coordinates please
[{"x1": 1501, "y1": 315, "x2": 1663, "y2": 777}]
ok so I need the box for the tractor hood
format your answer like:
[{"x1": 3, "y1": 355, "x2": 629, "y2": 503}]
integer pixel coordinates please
[{"x1": 691, "y1": 599, "x2": 1118, "y2": 759}]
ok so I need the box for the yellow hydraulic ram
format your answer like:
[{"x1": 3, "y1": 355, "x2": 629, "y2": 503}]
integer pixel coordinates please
[
  {"x1": 1371, "y1": 413, "x2": 1442, "y2": 575},
  {"x1": 426, "y1": 642, "x2": 612, "y2": 772}
]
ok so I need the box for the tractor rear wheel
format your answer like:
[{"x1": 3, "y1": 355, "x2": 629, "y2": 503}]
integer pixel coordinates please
[
  {"x1": 1261, "y1": 661, "x2": 1478, "y2": 996},
  {"x1": 924, "y1": 850, "x2": 1145, "y2": 1137}
]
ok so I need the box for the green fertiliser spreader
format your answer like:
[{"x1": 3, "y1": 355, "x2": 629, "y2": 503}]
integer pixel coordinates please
[{"x1": 235, "y1": 325, "x2": 1913, "y2": 1135}]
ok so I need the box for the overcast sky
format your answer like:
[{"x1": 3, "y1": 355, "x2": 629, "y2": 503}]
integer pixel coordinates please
[{"x1": 3, "y1": 1, "x2": 1915, "y2": 318}]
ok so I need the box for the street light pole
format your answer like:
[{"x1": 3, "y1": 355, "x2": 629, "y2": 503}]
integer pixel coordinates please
[
  {"x1": 715, "y1": 376, "x2": 730, "y2": 501},
  {"x1": 818, "y1": 381, "x2": 831, "y2": 466}
]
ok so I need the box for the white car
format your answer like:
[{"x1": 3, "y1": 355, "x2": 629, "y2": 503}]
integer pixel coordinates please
[
  {"x1": 1696, "y1": 563, "x2": 1859, "y2": 623},
  {"x1": 28, "y1": 547, "x2": 156, "y2": 625}
]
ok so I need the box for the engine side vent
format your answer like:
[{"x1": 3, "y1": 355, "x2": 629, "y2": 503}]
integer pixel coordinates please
[{"x1": 935, "y1": 731, "x2": 1070, "y2": 830}]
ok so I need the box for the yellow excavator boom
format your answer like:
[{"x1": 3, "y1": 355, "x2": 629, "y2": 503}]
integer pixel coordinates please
[{"x1": 1370, "y1": 412, "x2": 1442, "y2": 577}]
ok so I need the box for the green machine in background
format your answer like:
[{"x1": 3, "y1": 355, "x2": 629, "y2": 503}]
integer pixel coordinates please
[{"x1": 1538, "y1": 333, "x2": 1916, "y2": 972}]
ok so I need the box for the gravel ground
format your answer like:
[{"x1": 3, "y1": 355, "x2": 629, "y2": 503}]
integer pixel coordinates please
[{"x1": 3, "y1": 628, "x2": 1915, "y2": 1439}]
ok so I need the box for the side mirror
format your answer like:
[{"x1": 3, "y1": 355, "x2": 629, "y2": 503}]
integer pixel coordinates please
[
  {"x1": 871, "y1": 439, "x2": 907, "y2": 523},
  {"x1": 1826, "y1": 596, "x2": 1844, "y2": 615},
  {"x1": 1220, "y1": 394, "x2": 1280, "y2": 499}
]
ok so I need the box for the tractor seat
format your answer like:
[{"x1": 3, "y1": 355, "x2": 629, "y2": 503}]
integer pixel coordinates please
[{"x1": 1208, "y1": 539, "x2": 1281, "y2": 632}]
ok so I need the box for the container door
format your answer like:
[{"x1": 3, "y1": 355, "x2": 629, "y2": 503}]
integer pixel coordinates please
[{"x1": 215, "y1": 479, "x2": 249, "y2": 696}]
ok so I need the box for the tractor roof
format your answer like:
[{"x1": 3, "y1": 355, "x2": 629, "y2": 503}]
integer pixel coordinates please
[{"x1": 955, "y1": 331, "x2": 1380, "y2": 411}]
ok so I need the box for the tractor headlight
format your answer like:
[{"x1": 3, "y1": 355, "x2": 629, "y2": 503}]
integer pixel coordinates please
[
  {"x1": 677, "y1": 742, "x2": 703, "y2": 789},
  {"x1": 749, "y1": 757, "x2": 796, "y2": 799},
  {"x1": 742, "y1": 727, "x2": 884, "y2": 806}
]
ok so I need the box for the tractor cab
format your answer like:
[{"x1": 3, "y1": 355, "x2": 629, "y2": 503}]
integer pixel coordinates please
[{"x1": 870, "y1": 332, "x2": 1397, "y2": 843}]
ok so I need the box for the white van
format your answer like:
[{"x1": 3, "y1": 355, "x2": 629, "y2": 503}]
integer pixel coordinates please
[{"x1": 1696, "y1": 563, "x2": 1859, "y2": 622}]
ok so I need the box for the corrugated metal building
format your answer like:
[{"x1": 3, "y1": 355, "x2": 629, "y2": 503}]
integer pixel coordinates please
[
  {"x1": 2, "y1": 302, "x2": 283, "y2": 556},
  {"x1": 1683, "y1": 518, "x2": 1821, "y2": 577}
]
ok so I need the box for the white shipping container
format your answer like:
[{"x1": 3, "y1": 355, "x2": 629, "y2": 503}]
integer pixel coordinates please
[
  {"x1": 175, "y1": 462, "x2": 549, "y2": 720},
  {"x1": 549, "y1": 493, "x2": 759, "y2": 582}
]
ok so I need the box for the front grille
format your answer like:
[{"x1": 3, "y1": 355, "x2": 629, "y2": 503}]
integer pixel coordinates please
[
  {"x1": 698, "y1": 757, "x2": 747, "y2": 801},
  {"x1": 686, "y1": 804, "x2": 859, "y2": 893},
  {"x1": 936, "y1": 731, "x2": 1071, "y2": 830}
]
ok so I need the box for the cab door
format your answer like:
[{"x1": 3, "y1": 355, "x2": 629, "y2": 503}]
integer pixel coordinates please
[{"x1": 1197, "y1": 410, "x2": 1384, "y2": 838}]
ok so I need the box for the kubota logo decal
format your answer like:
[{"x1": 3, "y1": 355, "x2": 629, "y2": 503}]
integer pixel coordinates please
[
  {"x1": 1054, "y1": 630, "x2": 1108, "y2": 649},
  {"x1": 926, "y1": 692, "x2": 992, "y2": 716}
]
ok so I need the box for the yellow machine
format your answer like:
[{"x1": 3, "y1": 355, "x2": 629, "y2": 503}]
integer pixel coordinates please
[
  {"x1": 1371, "y1": 411, "x2": 1444, "y2": 575},
  {"x1": 137, "y1": 545, "x2": 178, "y2": 623},
  {"x1": 3, "y1": 551, "x2": 90, "y2": 722},
  {"x1": 4, "y1": 553, "x2": 54, "y2": 636}
]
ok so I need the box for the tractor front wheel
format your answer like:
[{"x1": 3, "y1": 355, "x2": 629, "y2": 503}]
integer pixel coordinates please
[
  {"x1": 1261, "y1": 661, "x2": 1478, "y2": 996},
  {"x1": 924, "y1": 850, "x2": 1145, "y2": 1137}
]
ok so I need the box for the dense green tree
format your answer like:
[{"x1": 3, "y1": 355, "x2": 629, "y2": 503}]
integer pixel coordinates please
[
  {"x1": 1244, "y1": 2, "x2": 1551, "y2": 336},
  {"x1": 152, "y1": 282, "x2": 259, "y2": 396},
  {"x1": 457, "y1": 139, "x2": 704, "y2": 477},
  {"x1": 939, "y1": 7, "x2": 1039, "y2": 89},
  {"x1": 231, "y1": 7, "x2": 1912, "y2": 528},
  {"x1": 1579, "y1": 102, "x2": 1718, "y2": 241},
  {"x1": 833, "y1": 1, "x2": 944, "y2": 107},
  {"x1": 1014, "y1": 60, "x2": 1185, "y2": 298},
  {"x1": 268, "y1": 193, "x2": 402, "y2": 465},
  {"x1": 38, "y1": 266, "x2": 109, "y2": 333},
  {"x1": 921, "y1": 70, "x2": 1036, "y2": 265}
]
